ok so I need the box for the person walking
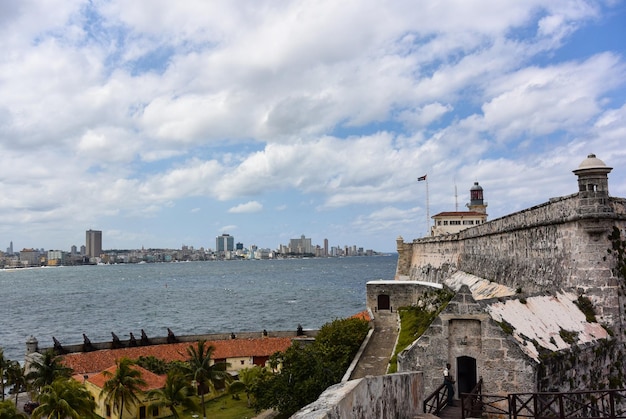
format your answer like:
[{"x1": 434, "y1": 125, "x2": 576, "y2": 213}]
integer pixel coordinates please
[{"x1": 443, "y1": 363, "x2": 455, "y2": 406}]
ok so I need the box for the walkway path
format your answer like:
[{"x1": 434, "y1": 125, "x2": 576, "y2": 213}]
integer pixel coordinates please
[
  {"x1": 252, "y1": 310, "x2": 399, "y2": 417},
  {"x1": 349, "y1": 310, "x2": 399, "y2": 379}
]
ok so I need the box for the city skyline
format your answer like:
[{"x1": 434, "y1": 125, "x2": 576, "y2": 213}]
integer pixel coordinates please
[
  {"x1": 0, "y1": 2, "x2": 625, "y2": 253},
  {"x1": 3, "y1": 232, "x2": 377, "y2": 256}
]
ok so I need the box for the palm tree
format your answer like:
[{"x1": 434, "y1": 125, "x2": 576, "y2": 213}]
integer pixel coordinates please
[
  {"x1": 147, "y1": 371, "x2": 197, "y2": 418},
  {"x1": 0, "y1": 400, "x2": 27, "y2": 419},
  {"x1": 31, "y1": 377, "x2": 97, "y2": 419},
  {"x1": 183, "y1": 340, "x2": 232, "y2": 419},
  {"x1": 101, "y1": 358, "x2": 146, "y2": 419},
  {"x1": 0, "y1": 349, "x2": 9, "y2": 402},
  {"x1": 26, "y1": 350, "x2": 72, "y2": 393},
  {"x1": 238, "y1": 366, "x2": 266, "y2": 407},
  {"x1": 228, "y1": 380, "x2": 245, "y2": 400},
  {"x1": 5, "y1": 361, "x2": 26, "y2": 407}
]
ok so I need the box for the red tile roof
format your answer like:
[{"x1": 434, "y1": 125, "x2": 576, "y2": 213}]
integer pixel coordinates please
[
  {"x1": 61, "y1": 337, "x2": 293, "y2": 374},
  {"x1": 85, "y1": 364, "x2": 166, "y2": 391},
  {"x1": 351, "y1": 310, "x2": 371, "y2": 321}
]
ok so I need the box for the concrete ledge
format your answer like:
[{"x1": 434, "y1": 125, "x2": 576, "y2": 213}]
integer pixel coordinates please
[
  {"x1": 342, "y1": 327, "x2": 374, "y2": 382},
  {"x1": 292, "y1": 372, "x2": 424, "y2": 419}
]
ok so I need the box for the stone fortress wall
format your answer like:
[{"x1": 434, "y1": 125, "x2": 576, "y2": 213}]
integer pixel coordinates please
[
  {"x1": 391, "y1": 154, "x2": 626, "y2": 399},
  {"x1": 294, "y1": 155, "x2": 626, "y2": 416},
  {"x1": 396, "y1": 190, "x2": 626, "y2": 331}
]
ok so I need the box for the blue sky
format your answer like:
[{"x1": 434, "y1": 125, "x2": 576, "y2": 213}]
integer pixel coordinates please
[{"x1": 1, "y1": 0, "x2": 625, "y2": 253}]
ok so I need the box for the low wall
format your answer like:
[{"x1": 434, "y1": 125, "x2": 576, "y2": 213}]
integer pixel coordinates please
[
  {"x1": 292, "y1": 372, "x2": 424, "y2": 419},
  {"x1": 38, "y1": 329, "x2": 319, "y2": 355}
]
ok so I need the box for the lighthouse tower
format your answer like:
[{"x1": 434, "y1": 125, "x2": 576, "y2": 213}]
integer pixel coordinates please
[{"x1": 467, "y1": 182, "x2": 488, "y2": 214}]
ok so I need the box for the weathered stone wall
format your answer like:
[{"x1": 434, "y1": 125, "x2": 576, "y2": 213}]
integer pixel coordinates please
[
  {"x1": 398, "y1": 286, "x2": 537, "y2": 396},
  {"x1": 538, "y1": 339, "x2": 626, "y2": 392},
  {"x1": 396, "y1": 195, "x2": 626, "y2": 330},
  {"x1": 395, "y1": 235, "x2": 414, "y2": 279},
  {"x1": 292, "y1": 372, "x2": 424, "y2": 419}
]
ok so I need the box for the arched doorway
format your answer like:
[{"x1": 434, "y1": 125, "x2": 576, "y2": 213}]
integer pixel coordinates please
[
  {"x1": 377, "y1": 294, "x2": 390, "y2": 310},
  {"x1": 456, "y1": 356, "x2": 477, "y2": 395}
]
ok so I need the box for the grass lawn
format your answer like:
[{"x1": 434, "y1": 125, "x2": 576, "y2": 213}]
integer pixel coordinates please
[{"x1": 174, "y1": 394, "x2": 259, "y2": 419}]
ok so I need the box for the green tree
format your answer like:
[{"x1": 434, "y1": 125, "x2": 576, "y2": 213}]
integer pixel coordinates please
[
  {"x1": 26, "y1": 350, "x2": 72, "y2": 393},
  {"x1": 101, "y1": 358, "x2": 146, "y2": 419},
  {"x1": 254, "y1": 344, "x2": 333, "y2": 415},
  {"x1": 136, "y1": 355, "x2": 169, "y2": 375},
  {"x1": 0, "y1": 400, "x2": 27, "y2": 419},
  {"x1": 182, "y1": 340, "x2": 231, "y2": 419},
  {"x1": 5, "y1": 361, "x2": 27, "y2": 407},
  {"x1": 32, "y1": 378, "x2": 97, "y2": 419},
  {"x1": 252, "y1": 317, "x2": 369, "y2": 416},
  {"x1": 228, "y1": 381, "x2": 245, "y2": 400},
  {"x1": 0, "y1": 349, "x2": 10, "y2": 402},
  {"x1": 147, "y1": 371, "x2": 197, "y2": 418},
  {"x1": 238, "y1": 366, "x2": 267, "y2": 407},
  {"x1": 315, "y1": 317, "x2": 370, "y2": 367}
]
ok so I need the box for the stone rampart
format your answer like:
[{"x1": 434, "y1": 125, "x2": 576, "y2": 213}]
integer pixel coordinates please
[
  {"x1": 397, "y1": 195, "x2": 626, "y2": 329},
  {"x1": 292, "y1": 372, "x2": 424, "y2": 419}
]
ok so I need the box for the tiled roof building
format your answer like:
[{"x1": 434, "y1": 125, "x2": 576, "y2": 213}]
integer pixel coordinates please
[
  {"x1": 61, "y1": 337, "x2": 293, "y2": 374},
  {"x1": 77, "y1": 364, "x2": 168, "y2": 419}
]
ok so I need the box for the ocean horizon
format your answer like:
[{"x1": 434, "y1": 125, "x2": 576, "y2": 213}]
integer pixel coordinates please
[{"x1": 0, "y1": 255, "x2": 397, "y2": 361}]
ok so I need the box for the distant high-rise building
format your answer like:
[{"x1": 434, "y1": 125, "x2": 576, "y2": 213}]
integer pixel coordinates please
[
  {"x1": 324, "y1": 238, "x2": 328, "y2": 257},
  {"x1": 86, "y1": 229, "x2": 102, "y2": 259},
  {"x1": 216, "y1": 234, "x2": 234, "y2": 253},
  {"x1": 19, "y1": 248, "x2": 39, "y2": 266},
  {"x1": 289, "y1": 234, "x2": 312, "y2": 254}
]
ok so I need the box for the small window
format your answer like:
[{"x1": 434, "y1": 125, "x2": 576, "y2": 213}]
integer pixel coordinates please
[
  {"x1": 152, "y1": 406, "x2": 159, "y2": 416},
  {"x1": 106, "y1": 405, "x2": 111, "y2": 417},
  {"x1": 139, "y1": 406, "x2": 146, "y2": 419},
  {"x1": 241, "y1": 360, "x2": 245, "y2": 365}
]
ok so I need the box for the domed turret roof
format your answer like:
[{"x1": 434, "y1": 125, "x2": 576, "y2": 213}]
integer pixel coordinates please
[
  {"x1": 470, "y1": 182, "x2": 483, "y2": 191},
  {"x1": 573, "y1": 153, "x2": 612, "y2": 175},
  {"x1": 577, "y1": 154, "x2": 608, "y2": 170}
]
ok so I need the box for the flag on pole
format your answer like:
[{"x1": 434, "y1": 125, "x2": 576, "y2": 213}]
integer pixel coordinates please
[{"x1": 417, "y1": 174, "x2": 427, "y2": 181}]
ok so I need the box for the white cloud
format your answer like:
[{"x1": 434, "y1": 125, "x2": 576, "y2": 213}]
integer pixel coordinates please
[
  {"x1": 228, "y1": 201, "x2": 263, "y2": 214},
  {"x1": 0, "y1": 0, "x2": 624, "y2": 251}
]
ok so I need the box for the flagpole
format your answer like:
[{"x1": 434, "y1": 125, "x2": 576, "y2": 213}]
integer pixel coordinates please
[
  {"x1": 426, "y1": 177, "x2": 430, "y2": 236},
  {"x1": 418, "y1": 174, "x2": 429, "y2": 236}
]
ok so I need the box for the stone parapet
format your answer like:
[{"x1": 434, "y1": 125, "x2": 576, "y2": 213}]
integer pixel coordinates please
[{"x1": 292, "y1": 372, "x2": 424, "y2": 419}]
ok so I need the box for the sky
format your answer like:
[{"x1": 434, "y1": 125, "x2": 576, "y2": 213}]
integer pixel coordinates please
[{"x1": 1, "y1": 0, "x2": 625, "y2": 253}]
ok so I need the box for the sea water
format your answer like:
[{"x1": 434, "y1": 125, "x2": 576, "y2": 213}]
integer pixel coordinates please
[{"x1": 0, "y1": 255, "x2": 397, "y2": 361}]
